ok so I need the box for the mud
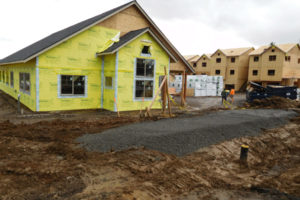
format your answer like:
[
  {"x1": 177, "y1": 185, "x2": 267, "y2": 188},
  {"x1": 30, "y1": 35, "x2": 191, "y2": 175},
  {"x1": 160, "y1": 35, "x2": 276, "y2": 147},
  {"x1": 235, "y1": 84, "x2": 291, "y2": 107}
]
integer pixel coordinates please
[
  {"x1": 0, "y1": 91, "x2": 300, "y2": 199},
  {"x1": 245, "y1": 96, "x2": 300, "y2": 109},
  {"x1": 0, "y1": 115, "x2": 299, "y2": 199}
]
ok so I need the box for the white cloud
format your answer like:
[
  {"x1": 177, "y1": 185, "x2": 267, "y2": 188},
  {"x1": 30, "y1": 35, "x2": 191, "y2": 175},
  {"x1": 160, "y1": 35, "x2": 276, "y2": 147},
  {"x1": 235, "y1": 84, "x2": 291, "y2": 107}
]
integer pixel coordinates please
[
  {"x1": 154, "y1": 18, "x2": 254, "y2": 55},
  {"x1": 0, "y1": 0, "x2": 299, "y2": 59}
]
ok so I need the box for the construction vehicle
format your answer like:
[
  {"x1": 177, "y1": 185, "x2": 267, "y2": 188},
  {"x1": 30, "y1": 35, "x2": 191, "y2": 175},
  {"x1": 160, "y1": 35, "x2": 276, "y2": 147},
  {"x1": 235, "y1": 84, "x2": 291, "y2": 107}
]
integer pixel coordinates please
[{"x1": 246, "y1": 81, "x2": 298, "y2": 102}]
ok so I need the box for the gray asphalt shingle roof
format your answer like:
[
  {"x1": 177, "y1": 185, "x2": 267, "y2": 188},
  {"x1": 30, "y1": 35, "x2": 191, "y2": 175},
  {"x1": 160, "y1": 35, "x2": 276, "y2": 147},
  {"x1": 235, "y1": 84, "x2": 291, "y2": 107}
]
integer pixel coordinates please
[
  {"x1": 0, "y1": 1, "x2": 134, "y2": 64},
  {"x1": 98, "y1": 27, "x2": 177, "y2": 62}
]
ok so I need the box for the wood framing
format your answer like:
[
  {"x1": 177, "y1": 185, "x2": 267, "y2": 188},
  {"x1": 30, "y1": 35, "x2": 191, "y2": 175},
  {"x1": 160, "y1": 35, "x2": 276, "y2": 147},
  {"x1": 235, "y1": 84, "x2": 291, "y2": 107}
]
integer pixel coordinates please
[{"x1": 248, "y1": 43, "x2": 300, "y2": 86}]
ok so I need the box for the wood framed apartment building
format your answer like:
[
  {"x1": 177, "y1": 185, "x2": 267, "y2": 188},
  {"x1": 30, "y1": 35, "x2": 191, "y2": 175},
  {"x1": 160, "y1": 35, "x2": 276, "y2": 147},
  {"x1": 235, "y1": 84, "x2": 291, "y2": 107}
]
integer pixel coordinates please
[
  {"x1": 194, "y1": 54, "x2": 212, "y2": 75},
  {"x1": 210, "y1": 47, "x2": 254, "y2": 90},
  {"x1": 0, "y1": 1, "x2": 194, "y2": 112},
  {"x1": 248, "y1": 43, "x2": 300, "y2": 87}
]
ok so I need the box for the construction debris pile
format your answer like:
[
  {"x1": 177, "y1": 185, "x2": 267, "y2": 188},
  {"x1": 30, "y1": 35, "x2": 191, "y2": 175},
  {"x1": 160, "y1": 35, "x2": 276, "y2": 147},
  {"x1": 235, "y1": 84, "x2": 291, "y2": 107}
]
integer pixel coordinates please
[{"x1": 245, "y1": 96, "x2": 300, "y2": 109}]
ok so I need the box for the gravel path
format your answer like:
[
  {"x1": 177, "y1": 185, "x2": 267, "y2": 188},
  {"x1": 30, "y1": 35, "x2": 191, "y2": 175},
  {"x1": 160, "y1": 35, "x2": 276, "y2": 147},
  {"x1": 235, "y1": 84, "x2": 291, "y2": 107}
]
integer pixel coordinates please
[
  {"x1": 174, "y1": 93, "x2": 246, "y2": 111},
  {"x1": 76, "y1": 109, "x2": 297, "y2": 156}
]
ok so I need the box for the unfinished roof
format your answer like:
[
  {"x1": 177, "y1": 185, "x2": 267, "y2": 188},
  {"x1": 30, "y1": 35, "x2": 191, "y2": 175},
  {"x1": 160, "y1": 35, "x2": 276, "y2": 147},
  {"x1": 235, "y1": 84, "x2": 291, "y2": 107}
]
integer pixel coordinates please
[
  {"x1": 189, "y1": 55, "x2": 200, "y2": 63},
  {"x1": 97, "y1": 27, "x2": 177, "y2": 61},
  {"x1": 184, "y1": 55, "x2": 199, "y2": 61},
  {"x1": 204, "y1": 53, "x2": 212, "y2": 58},
  {"x1": 196, "y1": 53, "x2": 212, "y2": 62},
  {"x1": 249, "y1": 45, "x2": 269, "y2": 55},
  {"x1": 0, "y1": 1, "x2": 194, "y2": 72},
  {"x1": 249, "y1": 43, "x2": 298, "y2": 55},
  {"x1": 220, "y1": 47, "x2": 254, "y2": 56}
]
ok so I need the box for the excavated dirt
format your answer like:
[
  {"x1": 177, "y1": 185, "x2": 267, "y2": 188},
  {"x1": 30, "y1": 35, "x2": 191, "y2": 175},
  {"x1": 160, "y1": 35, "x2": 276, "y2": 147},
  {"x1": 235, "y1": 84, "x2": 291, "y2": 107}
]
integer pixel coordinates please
[
  {"x1": 0, "y1": 91, "x2": 300, "y2": 199},
  {"x1": 0, "y1": 115, "x2": 299, "y2": 199},
  {"x1": 245, "y1": 96, "x2": 300, "y2": 109}
]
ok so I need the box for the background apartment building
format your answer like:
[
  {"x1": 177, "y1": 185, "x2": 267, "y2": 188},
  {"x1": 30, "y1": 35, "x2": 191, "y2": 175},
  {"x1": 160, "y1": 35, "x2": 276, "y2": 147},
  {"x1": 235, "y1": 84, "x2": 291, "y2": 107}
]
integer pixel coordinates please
[
  {"x1": 184, "y1": 55, "x2": 200, "y2": 68},
  {"x1": 210, "y1": 47, "x2": 254, "y2": 90},
  {"x1": 194, "y1": 54, "x2": 212, "y2": 75},
  {"x1": 248, "y1": 43, "x2": 300, "y2": 87}
]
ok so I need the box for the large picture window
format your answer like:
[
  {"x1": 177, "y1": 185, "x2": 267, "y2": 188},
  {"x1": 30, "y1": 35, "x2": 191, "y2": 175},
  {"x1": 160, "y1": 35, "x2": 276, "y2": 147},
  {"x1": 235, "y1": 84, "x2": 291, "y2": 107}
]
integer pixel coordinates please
[
  {"x1": 19, "y1": 72, "x2": 30, "y2": 94},
  {"x1": 135, "y1": 58, "x2": 155, "y2": 99},
  {"x1": 60, "y1": 75, "x2": 86, "y2": 96}
]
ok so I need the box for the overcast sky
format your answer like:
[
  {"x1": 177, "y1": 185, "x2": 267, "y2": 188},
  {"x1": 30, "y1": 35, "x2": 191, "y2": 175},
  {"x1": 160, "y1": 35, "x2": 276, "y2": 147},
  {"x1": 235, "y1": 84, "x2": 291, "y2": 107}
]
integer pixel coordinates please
[{"x1": 1, "y1": 0, "x2": 300, "y2": 59}]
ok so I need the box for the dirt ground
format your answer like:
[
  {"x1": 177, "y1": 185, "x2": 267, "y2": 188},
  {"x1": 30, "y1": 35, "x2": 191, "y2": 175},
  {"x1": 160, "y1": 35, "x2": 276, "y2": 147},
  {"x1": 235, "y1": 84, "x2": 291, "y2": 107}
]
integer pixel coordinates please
[
  {"x1": 0, "y1": 91, "x2": 300, "y2": 199},
  {"x1": 174, "y1": 93, "x2": 245, "y2": 111},
  {"x1": 245, "y1": 96, "x2": 300, "y2": 109}
]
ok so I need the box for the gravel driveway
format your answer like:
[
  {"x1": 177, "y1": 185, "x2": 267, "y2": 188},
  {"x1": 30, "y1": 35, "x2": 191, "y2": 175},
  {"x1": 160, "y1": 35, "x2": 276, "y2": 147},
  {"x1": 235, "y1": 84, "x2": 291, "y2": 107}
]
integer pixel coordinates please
[{"x1": 76, "y1": 109, "x2": 297, "y2": 156}]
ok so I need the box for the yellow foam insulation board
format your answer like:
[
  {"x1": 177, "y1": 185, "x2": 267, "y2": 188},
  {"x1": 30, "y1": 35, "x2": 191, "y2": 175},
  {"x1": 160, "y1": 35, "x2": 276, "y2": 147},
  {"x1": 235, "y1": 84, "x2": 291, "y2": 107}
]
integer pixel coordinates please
[
  {"x1": 0, "y1": 59, "x2": 36, "y2": 111},
  {"x1": 38, "y1": 25, "x2": 120, "y2": 111},
  {"x1": 117, "y1": 32, "x2": 169, "y2": 112},
  {"x1": 0, "y1": 26, "x2": 170, "y2": 112}
]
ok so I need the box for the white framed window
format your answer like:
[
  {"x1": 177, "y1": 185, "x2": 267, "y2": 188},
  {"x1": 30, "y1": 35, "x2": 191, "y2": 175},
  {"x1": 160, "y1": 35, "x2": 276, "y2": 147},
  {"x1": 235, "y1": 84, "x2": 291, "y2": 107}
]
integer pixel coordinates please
[
  {"x1": 58, "y1": 75, "x2": 87, "y2": 98},
  {"x1": 134, "y1": 58, "x2": 155, "y2": 100},
  {"x1": 19, "y1": 72, "x2": 30, "y2": 94}
]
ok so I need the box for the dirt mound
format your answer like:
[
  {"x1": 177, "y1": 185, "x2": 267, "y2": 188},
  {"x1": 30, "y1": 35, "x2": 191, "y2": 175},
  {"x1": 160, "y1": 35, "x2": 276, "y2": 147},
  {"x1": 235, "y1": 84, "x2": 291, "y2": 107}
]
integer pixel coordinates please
[
  {"x1": 74, "y1": 118, "x2": 300, "y2": 199},
  {"x1": 0, "y1": 114, "x2": 300, "y2": 199},
  {"x1": 245, "y1": 96, "x2": 300, "y2": 109},
  {"x1": 0, "y1": 116, "x2": 143, "y2": 199}
]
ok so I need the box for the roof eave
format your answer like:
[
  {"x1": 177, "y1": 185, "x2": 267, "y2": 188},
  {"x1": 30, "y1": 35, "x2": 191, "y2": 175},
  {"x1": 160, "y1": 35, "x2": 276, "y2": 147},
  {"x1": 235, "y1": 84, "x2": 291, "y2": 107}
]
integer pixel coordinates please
[
  {"x1": 210, "y1": 49, "x2": 225, "y2": 57},
  {"x1": 133, "y1": 2, "x2": 194, "y2": 73},
  {"x1": 0, "y1": 60, "x2": 26, "y2": 65},
  {"x1": 282, "y1": 44, "x2": 298, "y2": 53},
  {"x1": 97, "y1": 29, "x2": 178, "y2": 63},
  {"x1": 195, "y1": 54, "x2": 211, "y2": 62},
  {"x1": 238, "y1": 47, "x2": 255, "y2": 56}
]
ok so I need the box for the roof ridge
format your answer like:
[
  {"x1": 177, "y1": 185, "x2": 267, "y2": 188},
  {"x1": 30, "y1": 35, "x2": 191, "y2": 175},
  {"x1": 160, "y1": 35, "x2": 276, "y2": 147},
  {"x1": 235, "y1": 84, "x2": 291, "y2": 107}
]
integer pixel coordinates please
[{"x1": 275, "y1": 43, "x2": 297, "y2": 53}]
